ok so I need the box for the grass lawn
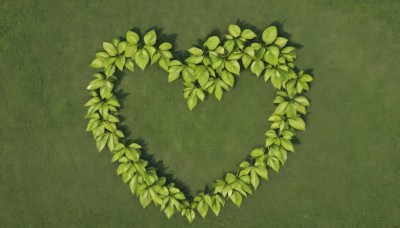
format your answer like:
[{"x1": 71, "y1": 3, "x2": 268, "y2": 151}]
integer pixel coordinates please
[{"x1": 1, "y1": 0, "x2": 400, "y2": 227}]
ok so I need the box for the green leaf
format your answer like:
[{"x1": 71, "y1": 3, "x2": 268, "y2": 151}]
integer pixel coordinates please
[
  {"x1": 196, "y1": 89, "x2": 205, "y2": 102},
  {"x1": 125, "y1": 58, "x2": 135, "y2": 72},
  {"x1": 188, "y1": 47, "x2": 203, "y2": 56},
  {"x1": 230, "y1": 191, "x2": 242, "y2": 207},
  {"x1": 264, "y1": 46, "x2": 280, "y2": 66},
  {"x1": 221, "y1": 70, "x2": 234, "y2": 87},
  {"x1": 241, "y1": 29, "x2": 256, "y2": 39},
  {"x1": 197, "y1": 200, "x2": 209, "y2": 218},
  {"x1": 267, "y1": 156, "x2": 280, "y2": 172},
  {"x1": 187, "y1": 94, "x2": 198, "y2": 111},
  {"x1": 262, "y1": 26, "x2": 277, "y2": 45},
  {"x1": 294, "y1": 96, "x2": 310, "y2": 106},
  {"x1": 215, "y1": 82, "x2": 223, "y2": 101},
  {"x1": 241, "y1": 54, "x2": 252, "y2": 69},
  {"x1": 126, "y1": 31, "x2": 139, "y2": 44},
  {"x1": 255, "y1": 166, "x2": 269, "y2": 180},
  {"x1": 89, "y1": 58, "x2": 104, "y2": 68},
  {"x1": 250, "y1": 169, "x2": 260, "y2": 189},
  {"x1": 135, "y1": 49, "x2": 150, "y2": 70},
  {"x1": 124, "y1": 44, "x2": 137, "y2": 57},
  {"x1": 103, "y1": 42, "x2": 117, "y2": 56},
  {"x1": 250, "y1": 60, "x2": 265, "y2": 77},
  {"x1": 159, "y1": 42, "x2": 172, "y2": 51},
  {"x1": 250, "y1": 148, "x2": 264, "y2": 158},
  {"x1": 274, "y1": 101, "x2": 289, "y2": 114},
  {"x1": 139, "y1": 190, "x2": 152, "y2": 208},
  {"x1": 228, "y1": 24, "x2": 241, "y2": 37},
  {"x1": 288, "y1": 117, "x2": 306, "y2": 131},
  {"x1": 204, "y1": 36, "x2": 220, "y2": 50},
  {"x1": 281, "y1": 139, "x2": 294, "y2": 152},
  {"x1": 225, "y1": 173, "x2": 237, "y2": 184},
  {"x1": 117, "y1": 42, "x2": 127, "y2": 54},
  {"x1": 225, "y1": 60, "x2": 240, "y2": 75},
  {"x1": 274, "y1": 37, "x2": 288, "y2": 48},
  {"x1": 144, "y1": 30, "x2": 157, "y2": 46},
  {"x1": 125, "y1": 149, "x2": 140, "y2": 162},
  {"x1": 115, "y1": 56, "x2": 125, "y2": 71},
  {"x1": 196, "y1": 66, "x2": 210, "y2": 87}
]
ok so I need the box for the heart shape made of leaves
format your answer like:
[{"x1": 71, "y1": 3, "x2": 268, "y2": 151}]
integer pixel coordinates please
[{"x1": 85, "y1": 23, "x2": 313, "y2": 223}]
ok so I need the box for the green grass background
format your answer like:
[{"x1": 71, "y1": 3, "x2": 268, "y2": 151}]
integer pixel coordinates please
[{"x1": 1, "y1": 0, "x2": 400, "y2": 227}]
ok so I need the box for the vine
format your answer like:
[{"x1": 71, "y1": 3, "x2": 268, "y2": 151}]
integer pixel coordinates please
[{"x1": 85, "y1": 23, "x2": 313, "y2": 222}]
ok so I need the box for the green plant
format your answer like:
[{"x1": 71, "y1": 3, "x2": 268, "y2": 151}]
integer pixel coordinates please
[{"x1": 85, "y1": 23, "x2": 313, "y2": 223}]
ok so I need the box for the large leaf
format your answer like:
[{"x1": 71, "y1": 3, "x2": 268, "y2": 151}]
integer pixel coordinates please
[
  {"x1": 144, "y1": 30, "x2": 157, "y2": 46},
  {"x1": 135, "y1": 49, "x2": 150, "y2": 70},
  {"x1": 262, "y1": 26, "x2": 277, "y2": 45},
  {"x1": 126, "y1": 31, "x2": 139, "y2": 44},
  {"x1": 241, "y1": 29, "x2": 256, "y2": 39},
  {"x1": 228, "y1": 24, "x2": 241, "y2": 37},
  {"x1": 204, "y1": 36, "x2": 220, "y2": 50},
  {"x1": 103, "y1": 42, "x2": 117, "y2": 56},
  {"x1": 288, "y1": 117, "x2": 306, "y2": 131}
]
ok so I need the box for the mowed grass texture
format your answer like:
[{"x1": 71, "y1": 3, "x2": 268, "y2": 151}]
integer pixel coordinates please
[{"x1": 1, "y1": 0, "x2": 400, "y2": 227}]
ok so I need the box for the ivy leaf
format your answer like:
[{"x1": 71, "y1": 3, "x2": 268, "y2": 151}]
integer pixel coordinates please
[{"x1": 262, "y1": 26, "x2": 277, "y2": 45}]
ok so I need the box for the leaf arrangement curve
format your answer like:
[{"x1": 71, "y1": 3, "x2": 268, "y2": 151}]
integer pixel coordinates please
[{"x1": 85, "y1": 23, "x2": 313, "y2": 223}]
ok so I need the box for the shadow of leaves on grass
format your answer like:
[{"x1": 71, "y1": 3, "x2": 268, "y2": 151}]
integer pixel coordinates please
[{"x1": 109, "y1": 20, "x2": 311, "y2": 199}]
